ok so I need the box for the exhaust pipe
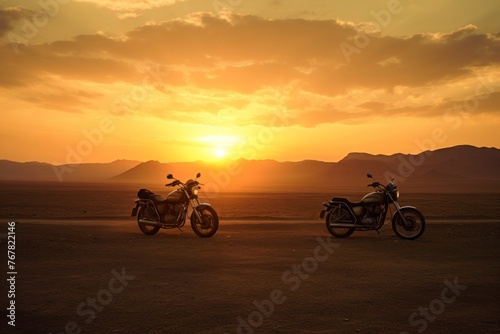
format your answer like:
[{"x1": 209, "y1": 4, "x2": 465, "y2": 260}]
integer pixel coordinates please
[
  {"x1": 138, "y1": 219, "x2": 164, "y2": 227},
  {"x1": 328, "y1": 223, "x2": 357, "y2": 228}
]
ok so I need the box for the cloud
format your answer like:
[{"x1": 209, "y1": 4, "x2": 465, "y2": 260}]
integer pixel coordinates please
[
  {"x1": 1, "y1": 12, "x2": 499, "y2": 126},
  {"x1": 19, "y1": 87, "x2": 103, "y2": 113},
  {"x1": 117, "y1": 14, "x2": 500, "y2": 93},
  {"x1": 0, "y1": 6, "x2": 33, "y2": 37},
  {"x1": 72, "y1": 0, "x2": 187, "y2": 12},
  {"x1": 0, "y1": 38, "x2": 140, "y2": 88}
]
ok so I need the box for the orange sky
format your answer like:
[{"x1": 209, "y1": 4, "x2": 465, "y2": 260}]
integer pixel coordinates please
[{"x1": 1, "y1": 0, "x2": 499, "y2": 164}]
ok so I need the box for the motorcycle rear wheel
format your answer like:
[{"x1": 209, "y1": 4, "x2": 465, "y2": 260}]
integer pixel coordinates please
[
  {"x1": 191, "y1": 206, "x2": 219, "y2": 238},
  {"x1": 137, "y1": 205, "x2": 161, "y2": 235},
  {"x1": 392, "y1": 208, "x2": 425, "y2": 240},
  {"x1": 325, "y1": 208, "x2": 355, "y2": 238}
]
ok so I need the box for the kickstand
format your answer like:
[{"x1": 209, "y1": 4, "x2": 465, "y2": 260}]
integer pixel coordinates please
[{"x1": 177, "y1": 227, "x2": 183, "y2": 234}]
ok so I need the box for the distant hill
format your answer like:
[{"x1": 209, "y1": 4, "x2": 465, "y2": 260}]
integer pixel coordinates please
[
  {"x1": 0, "y1": 159, "x2": 141, "y2": 182},
  {"x1": 1, "y1": 145, "x2": 499, "y2": 192},
  {"x1": 90, "y1": 145, "x2": 500, "y2": 192}
]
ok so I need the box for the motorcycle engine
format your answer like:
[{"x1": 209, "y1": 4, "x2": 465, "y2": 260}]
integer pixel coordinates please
[
  {"x1": 361, "y1": 205, "x2": 382, "y2": 226},
  {"x1": 163, "y1": 203, "x2": 185, "y2": 225}
]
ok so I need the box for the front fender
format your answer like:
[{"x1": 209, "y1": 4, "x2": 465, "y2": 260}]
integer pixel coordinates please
[
  {"x1": 195, "y1": 203, "x2": 213, "y2": 209},
  {"x1": 191, "y1": 203, "x2": 217, "y2": 222},
  {"x1": 396, "y1": 205, "x2": 417, "y2": 211},
  {"x1": 391, "y1": 205, "x2": 418, "y2": 223},
  {"x1": 192, "y1": 202, "x2": 212, "y2": 214}
]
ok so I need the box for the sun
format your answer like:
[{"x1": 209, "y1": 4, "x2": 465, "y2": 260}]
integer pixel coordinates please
[
  {"x1": 214, "y1": 147, "x2": 227, "y2": 159},
  {"x1": 196, "y1": 135, "x2": 240, "y2": 161}
]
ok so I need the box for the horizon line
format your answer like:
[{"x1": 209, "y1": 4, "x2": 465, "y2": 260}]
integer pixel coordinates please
[{"x1": 1, "y1": 144, "x2": 497, "y2": 166}]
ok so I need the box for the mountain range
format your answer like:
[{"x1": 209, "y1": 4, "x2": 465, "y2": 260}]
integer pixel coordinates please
[{"x1": 1, "y1": 145, "x2": 499, "y2": 192}]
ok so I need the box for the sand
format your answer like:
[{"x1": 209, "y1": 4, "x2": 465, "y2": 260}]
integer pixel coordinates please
[{"x1": 1, "y1": 219, "x2": 499, "y2": 334}]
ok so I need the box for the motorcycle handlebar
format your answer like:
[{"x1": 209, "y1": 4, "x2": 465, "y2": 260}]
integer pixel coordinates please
[
  {"x1": 165, "y1": 180, "x2": 181, "y2": 187},
  {"x1": 165, "y1": 178, "x2": 203, "y2": 188}
]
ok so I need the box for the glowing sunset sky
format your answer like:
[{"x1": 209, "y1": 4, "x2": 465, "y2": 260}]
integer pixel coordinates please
[{"x1": 1, "y1": 0, "x2": 499, "y2": 164}]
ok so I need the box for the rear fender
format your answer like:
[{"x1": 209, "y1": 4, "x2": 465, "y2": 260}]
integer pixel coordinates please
[
  {"x1": 319, "y1": 201, "x2": 330, "y2": 219},
  {"x1": 321, "y1": 201, "x2": 358, "y2": 224},
  {"x1": 131, "y1": 199, "x2": 153, "y2": 217}
]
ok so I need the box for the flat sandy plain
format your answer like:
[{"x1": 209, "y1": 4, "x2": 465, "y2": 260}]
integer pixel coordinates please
[{"x1": 0, "y1": 183, "x2": 499, "y2": 333}]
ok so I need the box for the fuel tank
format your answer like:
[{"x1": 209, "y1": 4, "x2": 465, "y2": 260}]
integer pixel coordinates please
[
  {"x1": 362, "y1": 191, "x2": 383, "y2": 204},
  {"x1": 167, "y1": 189, "x2": 186, "y2": 202},
  {"x1": 352, "y1": 206, "x2": 365, "y2": 216}
]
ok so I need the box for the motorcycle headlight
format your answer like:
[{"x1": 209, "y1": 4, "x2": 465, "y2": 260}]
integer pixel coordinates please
[
  {"x1": 192, "y1": 187, "x2": 199, "y2": 196},
  {"x1": 392, "y1": 189, "x2": 399, "y2": 200}
]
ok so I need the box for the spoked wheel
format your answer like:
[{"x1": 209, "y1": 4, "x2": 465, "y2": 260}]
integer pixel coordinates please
[
  {"x1": 392, "y1": 208, "x2": 425, "y2": 240},
  {"x1": 191, "y1": 205, "x2": 219, "y2": 238},
  {"x1": 137, "y1": 205, "x2": 161, "y2": 235},
  {"x1": 326, "y1": 207, "x2": 355, "y2": 238}
]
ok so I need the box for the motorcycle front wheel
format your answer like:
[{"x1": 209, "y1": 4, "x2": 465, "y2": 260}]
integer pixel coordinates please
[
  {"x1": 325, "y1": 208, "x2": 355, "y2": 238},
  {"x1": 392, "y1": 208, "x2": 425, "y2": 240},
  {"x1": 191, "y1": 206, "x2": 219, "y2": 238},
  {"x1": 137, "y1": 205, "x2": 161, "y2": 235}
]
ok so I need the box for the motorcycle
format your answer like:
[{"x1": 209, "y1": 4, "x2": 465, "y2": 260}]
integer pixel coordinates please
[
  {"x1": 320, "y1": 173, "x2": 425, "y2": 240},
  {"x1": 131, "y1": 173, "x2": 219, "y2": 238}
]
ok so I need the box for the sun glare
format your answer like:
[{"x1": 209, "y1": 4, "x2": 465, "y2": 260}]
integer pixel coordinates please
[
  {"x1": 214, "y1": 148, "x2": 227, "y2": 159},
  {"x1": 197, "y1": 135, "x2": 240, "y2": 161}
]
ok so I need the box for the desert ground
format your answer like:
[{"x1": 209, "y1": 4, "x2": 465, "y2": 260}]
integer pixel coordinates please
[
  {"x1": 1, "y1": 219, "x2": 499, "y2": 334},
  {"x1": 1, "y1": 183, "x2": 499, "y2": 333}
]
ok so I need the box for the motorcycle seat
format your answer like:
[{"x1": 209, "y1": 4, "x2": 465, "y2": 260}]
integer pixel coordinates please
[
  {"x1": 138, "y1": 189, "x2": 167, "y2": 203},
  {"x1": 138, "y1": 189, "x2": 153, "y2": 199},
  {"x1": 151, "y1": 195, "x2": 168, "y2": 204},
  {"x1": 330, "y1": 197, "x2": 362, "y2": 207}
]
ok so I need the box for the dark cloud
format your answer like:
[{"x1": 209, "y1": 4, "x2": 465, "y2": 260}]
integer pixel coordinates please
[
  {"x1": 4, "y1": 13, "x2": 499, "y2": 90},
  {"x1": 0, "y1": 42, "x2": 139, "y2": 88},
  {"x1": 20, "y1": 89, "x2": 103, "y2": 113},
  {"x1": 0, "y1": 7, "x2": 33, "y2": 37},
  {"x1": 1, "y1": 12, "x2": 499, "y2": 124}
]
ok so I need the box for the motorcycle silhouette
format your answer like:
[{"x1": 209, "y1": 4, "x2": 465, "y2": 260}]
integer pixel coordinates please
[
  {"x1": 131, "y1": 173, "x2": 219, "y2": 237},
  {"x1": 320, "y1": 173, "x2": 425, "y2": 240}
]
